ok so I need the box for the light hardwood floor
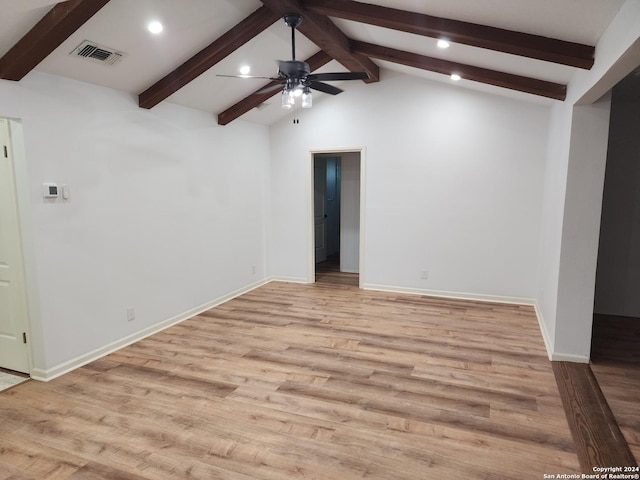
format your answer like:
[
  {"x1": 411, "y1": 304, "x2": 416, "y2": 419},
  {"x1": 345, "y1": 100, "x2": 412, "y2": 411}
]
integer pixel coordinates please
[{"x1": 0, "y1": 282, "x2": 580, "y2": 479}]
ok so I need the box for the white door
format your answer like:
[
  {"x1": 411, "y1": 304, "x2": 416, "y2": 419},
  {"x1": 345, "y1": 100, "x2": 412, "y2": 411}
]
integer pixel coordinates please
[
  {"x1": 314, "y1": 158, "x2": 327, "y2": 263},
  {"x1": 0, "y1": 119, "x2": 30, "y2": 373}
]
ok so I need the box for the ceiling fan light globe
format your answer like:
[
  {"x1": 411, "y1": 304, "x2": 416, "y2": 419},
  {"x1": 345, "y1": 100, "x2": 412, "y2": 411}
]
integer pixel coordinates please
[
  {"x1": 281, "y1": 90, "x2": 295, "y2": 109},
  {"x1": 302, "y1": 90, "x2": 312, "y2": 108}
]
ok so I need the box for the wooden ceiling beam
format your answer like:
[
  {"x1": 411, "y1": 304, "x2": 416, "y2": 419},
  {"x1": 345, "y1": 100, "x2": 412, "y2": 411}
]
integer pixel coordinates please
[
  {"x1": 303, "y1": 0, "x2": 594, "y2": 69},
  {"x1": 260, "y1": 0, "x2": 379, "y2": 83},
  {"x1": 0, "y1": 0, "x2": 111, "y2": 81},
  {"x1": 351, "y1": 40, "x2": 566, "y2": 100},
  {"x1": 217, "y1": 50, "x2": 332, "y2": 125},
  {"x1": 139, "y1": 6, "x2": 280, "y2": 110}
]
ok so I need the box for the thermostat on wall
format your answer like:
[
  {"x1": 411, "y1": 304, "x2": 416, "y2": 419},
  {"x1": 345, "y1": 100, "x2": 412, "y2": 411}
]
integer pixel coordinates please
[{"x1": 42, "y1": 183, "x2": 59, "y2": 198}]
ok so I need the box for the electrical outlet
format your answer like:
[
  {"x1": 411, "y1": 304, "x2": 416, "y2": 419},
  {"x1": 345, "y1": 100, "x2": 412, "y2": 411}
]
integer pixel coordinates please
[
  {"x1": 420, "y1": 270, "x2": 429, "y2": 280},
  {"x1": 126, "y1": 306, "x2": 136, "y2": 322},
  {"x1": 252, "y1": 265, "x2": 257, "y2": 275}
]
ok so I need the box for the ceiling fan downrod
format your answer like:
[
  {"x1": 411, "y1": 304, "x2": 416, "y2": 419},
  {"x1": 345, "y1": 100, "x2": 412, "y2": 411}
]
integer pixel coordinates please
[{"x1": 283, "y1": 14, "x2": 303, "y2": 61}]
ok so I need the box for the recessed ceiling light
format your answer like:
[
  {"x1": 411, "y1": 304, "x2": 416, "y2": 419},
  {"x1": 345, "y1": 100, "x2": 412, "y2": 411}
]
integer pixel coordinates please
[
  {"x1": 437, "y1": 39, "x2": 450, "y2": 49},
  {"x1": 451, "y1": 73, "x2": 461, "y2": 81},
  {"x1": 147, "y1": 21, "x2": 163, "y2": 34},
  {"x1": 239, "y1": 65, "x2": 251, "y2": 76}
]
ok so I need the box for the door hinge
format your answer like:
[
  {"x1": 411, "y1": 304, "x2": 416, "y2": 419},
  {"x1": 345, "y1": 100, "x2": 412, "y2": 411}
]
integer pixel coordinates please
[
  {"x1": 3, "y1": 145, "x2": 7, "y2": 158},
  {"x1": 23, "y1": 332, "x2": 27, "y2": 344}
]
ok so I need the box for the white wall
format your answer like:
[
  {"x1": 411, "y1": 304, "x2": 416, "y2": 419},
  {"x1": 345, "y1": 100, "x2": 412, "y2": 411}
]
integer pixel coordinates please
[
  {"x1": 0, "y1": 72, "x2": 269, "y2": 377},
  {"x1": 594, "y1": 88, "x2": 640, "y2": 317},
  {"x1": 554, "y1": 97, "x2": 612, "y2": 359},
  {"x1": 537, "y1": 96, "x2": 612, "y2": 363},
  {"x1": 536, "y1": 0, "x2": 640, "y2": 361},
  {"x1": 340, "y1": 152, "x2": 360, "y2": 274},
  {"x1": 535, "y1": 101, "x2": 573, "y2": 353},
  {"x1": 269, "y1": 71, "x2": 549, "y2": 302}
]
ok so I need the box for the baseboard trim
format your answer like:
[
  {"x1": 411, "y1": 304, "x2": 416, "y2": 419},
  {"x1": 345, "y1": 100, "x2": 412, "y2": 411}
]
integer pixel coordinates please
[
  {"x1": 268, "y1": 275, "x2": 310, "y2": 284},
  {"x1": 550, "y1": 352, "x2": 590, "y2": 363},
  {"x1": 533, "y1": 303, "x2": 554, "y2": 361},
  {"x1": 531, "y1": 303, "x2": 590, "y2": 363},
  {"x1": 30, "y1": 278, "x2": 270, "y2": 382},
  {"x1": 30, "y1": 278, "x2": 589, "y2": 381},
  {"x1": 362, "y1": 283, "x2": 536, "y2": 306}
]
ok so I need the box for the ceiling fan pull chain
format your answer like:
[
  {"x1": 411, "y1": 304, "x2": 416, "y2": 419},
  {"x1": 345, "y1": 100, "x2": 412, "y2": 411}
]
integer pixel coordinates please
[{"x1": 293, "y1": 103, "x2": 300, "y2": 124}]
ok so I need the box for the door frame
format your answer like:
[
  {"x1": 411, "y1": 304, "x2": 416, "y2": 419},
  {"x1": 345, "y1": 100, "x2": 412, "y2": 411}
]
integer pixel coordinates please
[{"x1": 307, "y1": 147, "x2": 366, "y2": 287}]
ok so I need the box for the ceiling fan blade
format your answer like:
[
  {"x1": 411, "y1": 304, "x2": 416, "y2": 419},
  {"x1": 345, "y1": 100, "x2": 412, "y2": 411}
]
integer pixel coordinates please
[
  {"x1": 307, "y1": 72, "x2": 369, "y2": 82},
  {"x1": 216, "y1": 74, "x2": 279, "y2": 80},
  {"x1": 256, "y1": 81, "x2": 286, "y2": 94},
  {"x1": 308, "y1": 81, "x2": 343, "y2": 95}
]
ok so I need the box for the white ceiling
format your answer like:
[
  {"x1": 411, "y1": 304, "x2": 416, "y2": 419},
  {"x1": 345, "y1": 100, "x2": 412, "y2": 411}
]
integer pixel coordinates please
[{"x1": 0, "y1": 0, "x2": 627, "y2": 125}]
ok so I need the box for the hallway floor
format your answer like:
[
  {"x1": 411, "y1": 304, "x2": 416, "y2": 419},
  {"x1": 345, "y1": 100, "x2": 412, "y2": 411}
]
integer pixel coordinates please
[{"x1": 315, "y1": 252, "x2": 359, "y2": 287}]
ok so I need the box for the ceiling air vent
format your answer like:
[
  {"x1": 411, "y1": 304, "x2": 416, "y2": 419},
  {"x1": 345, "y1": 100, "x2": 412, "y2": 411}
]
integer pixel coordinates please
[{"x1": 70, "y1": 40, "x2": 124, "y2": 66}]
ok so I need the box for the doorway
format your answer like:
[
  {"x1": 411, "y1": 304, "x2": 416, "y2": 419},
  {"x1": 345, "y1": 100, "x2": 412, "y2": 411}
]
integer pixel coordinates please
[
  {"x1": 0, "y1": 118, "x2": 31, "y2": 373},
  {"x1": 311, "y1": 150, "x2": 363, "y2": 287},
  {"x1": 592, "y1": 67, "x2": 640, "y2": 365}
]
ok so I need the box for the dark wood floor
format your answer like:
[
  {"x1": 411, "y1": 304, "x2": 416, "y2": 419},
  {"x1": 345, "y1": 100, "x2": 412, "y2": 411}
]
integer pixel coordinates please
[
  {"x1": 0, "y1": 281, "x2": 579, "y2": 479},
  {"x1": 553, "y1": 361, "x2": 636, "y2": 471},
  {"x1": 590, "y1": 314, "x2": 640, "y2": 462}
]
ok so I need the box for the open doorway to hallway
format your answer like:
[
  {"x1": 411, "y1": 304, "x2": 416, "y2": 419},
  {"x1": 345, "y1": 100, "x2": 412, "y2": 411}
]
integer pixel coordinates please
[
  {"x1": 590, "y1": 67, "x2": 640, "y2": 462},
  {"x1": 312, "y1": 151, "x2": 362, "y2": 287},
  {"x1": 592, "y1": 66, "x2": 640, "y2": 364}
]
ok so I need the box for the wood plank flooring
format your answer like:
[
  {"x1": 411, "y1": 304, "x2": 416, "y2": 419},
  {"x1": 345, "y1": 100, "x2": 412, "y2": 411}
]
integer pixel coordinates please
[
  {"x1": 553, "y1": 361, "x2": 637, "y2": 471},
  {"x1": 590, "y1": 314, "x2": 640, "y2": 462},
  {"x1": 0, "y1": 282, "x2": 580, "y2": 479}
]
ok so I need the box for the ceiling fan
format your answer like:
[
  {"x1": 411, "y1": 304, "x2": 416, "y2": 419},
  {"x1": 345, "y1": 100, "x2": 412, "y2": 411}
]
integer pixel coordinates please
[{"x1": 218, "y1": 13, "x2": 369, "y2": 113}]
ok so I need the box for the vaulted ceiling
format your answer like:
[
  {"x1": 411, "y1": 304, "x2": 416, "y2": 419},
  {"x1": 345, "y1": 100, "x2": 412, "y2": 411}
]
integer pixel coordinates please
[{"x1": 0, "y1": 0, "x2": 626, "y2": 125}]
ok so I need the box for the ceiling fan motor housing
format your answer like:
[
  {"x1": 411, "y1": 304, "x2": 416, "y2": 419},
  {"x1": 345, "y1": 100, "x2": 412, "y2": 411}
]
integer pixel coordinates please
[
  {"x1": 283, "y1": 13, "x2": 303, "y2": 28},
  {"x1": 281, "y1": 61, "x2": 311, "y2": 91},
  {"x1": 279, "y1": 60, "x2": 310, "y2": 77}
]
